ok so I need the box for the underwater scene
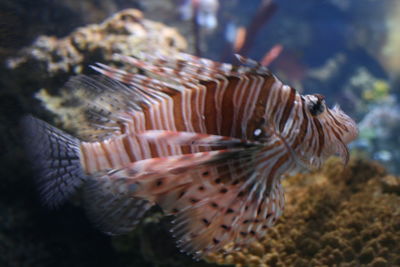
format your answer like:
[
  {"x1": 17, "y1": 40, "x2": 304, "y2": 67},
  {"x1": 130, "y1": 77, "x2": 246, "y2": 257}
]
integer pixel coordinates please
[{"x1": 1, "y1": 0, "x2": 400, "y2": 266}]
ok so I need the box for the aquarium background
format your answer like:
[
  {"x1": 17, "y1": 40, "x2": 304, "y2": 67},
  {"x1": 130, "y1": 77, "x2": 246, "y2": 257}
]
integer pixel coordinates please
[{"x1": 0, "y1": 0, "x2": 399, "y2": 266}]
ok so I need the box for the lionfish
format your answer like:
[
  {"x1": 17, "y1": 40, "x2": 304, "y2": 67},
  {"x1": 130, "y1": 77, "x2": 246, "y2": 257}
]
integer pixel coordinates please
[{"x1": 23, "y1": 52, "x2": 358, "y2": 258}]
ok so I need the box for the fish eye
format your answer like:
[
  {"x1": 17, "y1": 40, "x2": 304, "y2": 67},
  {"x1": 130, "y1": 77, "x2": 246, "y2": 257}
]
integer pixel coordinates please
[
  {"x1": 307, "y1": 94, "x2": 325, "y2": 116},
  {"x1": 254, "y1": 128, "x2": 262, "y2": 137}
]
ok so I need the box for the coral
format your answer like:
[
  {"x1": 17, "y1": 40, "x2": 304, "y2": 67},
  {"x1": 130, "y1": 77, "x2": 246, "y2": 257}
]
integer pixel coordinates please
[
  {"x1": 0, "y1": 0, "x2": 140, "y2": 56},
  {"x1": 362, "y1": 80, "x2": 390, "y2": 103},
  {"x1": 356, "y1": 101, "x2": 400, "y2": 174},
  {"x1": 205, "y1": 158, "x2": 400, "y2": 267},
  {"x1": 5, "y1": 9, "x2": 186, "y2": 95}
]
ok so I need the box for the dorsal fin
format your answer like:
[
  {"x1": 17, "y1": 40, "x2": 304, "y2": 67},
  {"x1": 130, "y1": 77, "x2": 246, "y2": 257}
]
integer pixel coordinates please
[
  {"x1": 61, "y1": 53, "x2": 273, "y2": 141},
  {"x1": 63, "y1": 75, "x2": 144, "y2": 140}
]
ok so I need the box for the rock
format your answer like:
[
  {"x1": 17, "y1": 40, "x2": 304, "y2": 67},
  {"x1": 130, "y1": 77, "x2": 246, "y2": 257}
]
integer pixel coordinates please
[
  {"x1": 207, "y1": 158, "x2": 400, "y2": 266},
  {"x1": 381, "y1": 175, "x2": 400, "y2": 194},
  {"x1": 5, "y1": 8, "x2": 186, "y2": 98}
]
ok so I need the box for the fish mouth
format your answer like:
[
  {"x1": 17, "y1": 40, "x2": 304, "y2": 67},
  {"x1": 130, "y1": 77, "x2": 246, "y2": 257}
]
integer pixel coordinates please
[
  {"x1": 331, "y1": 105, "x2": 359, "y2": 145},
  {"x1": 341, "y1": 118, "x2": 359, "y2": 145}
]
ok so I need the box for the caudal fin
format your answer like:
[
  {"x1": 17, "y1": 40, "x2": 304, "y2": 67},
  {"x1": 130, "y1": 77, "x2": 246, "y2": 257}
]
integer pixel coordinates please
[{"x1": 21, "y1": 115, "x2": 88, "y2": 208}]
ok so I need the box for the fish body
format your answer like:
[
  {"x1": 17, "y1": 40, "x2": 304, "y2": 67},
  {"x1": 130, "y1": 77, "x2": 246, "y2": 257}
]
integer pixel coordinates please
[{"x1": 22, "y1": 52, "x2": 358, "y2": 257}]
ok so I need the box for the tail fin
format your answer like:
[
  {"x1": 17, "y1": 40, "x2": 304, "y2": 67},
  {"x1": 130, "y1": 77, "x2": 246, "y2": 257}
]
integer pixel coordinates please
[{"x1": 21, "y1": 115, "x2": 88, "y2": 208}]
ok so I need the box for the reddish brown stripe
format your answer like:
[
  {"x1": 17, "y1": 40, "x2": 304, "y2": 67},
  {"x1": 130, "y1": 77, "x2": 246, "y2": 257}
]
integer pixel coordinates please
[
  {"x1": 330, "y1": 126, "x2": 342, "y2": 143},
  {"x1": 269, "y1": 83, "x2": 283, "y2": 128},
  {"x1": 326, "y1": 112, "x2": 344, "y2": 144},
  {"x1": 161, "y1": 85, "x2": 193, "y2": 154},
  {"x1": 80, "y1": 144, "x2": 90, "y2": 174},
  {"x1": 292, "y1": 97, "x2": 309, "y2": 149},
  {"x1": 232, "y1": 75, "x2": 251, "y2": 137},
  {"x1": 279, "y1": 87, "x2": 296, "y2": 132},
  {"x1": 190, "y1": 83, "x2": 205, "y2": 133},
  {"x1": 267, "y1": 153, "x2": 289, "y2": 191},
  {"x1": 255, "y1": 142, "x2": 282, "y2": 165},
  {"x1": 246, "y1": 75, "x2": 275, "y2": 138},
  {"x1": 221, "y1": 76, "x2": 240, "y2": 137},
  {"x1": 202, "y1": 79, "x2": 219, "y2": 135},
  {"x1": 122, "y1": 72, "x2": 134, "y2": 85},
  {"x1": 122, "y1": 136, "x2": 135, "y2": 162},
  {"x1": 312, "y1": 117, "x2": 325, "y2": 156},
  {"x1": 100, "y1": 142, "x2": 112, "y2": 167},
  {"x1": 140, "y1": 103, "x2": 159, "y2": 158},
  {"x1": 140, "y1": 102, "x2": 152, "y2": 130},
  {"x1": 327, "y1": 109, "x2": 348, "y2": 133},
  {"x1": 164, "y1": 86, "x2": 186, "y2": 131}
]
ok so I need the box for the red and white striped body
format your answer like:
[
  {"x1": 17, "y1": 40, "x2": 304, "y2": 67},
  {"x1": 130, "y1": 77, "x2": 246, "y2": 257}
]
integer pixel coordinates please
[{"x1": 25, "y1": 52, "x2": 358, "y2": 257}]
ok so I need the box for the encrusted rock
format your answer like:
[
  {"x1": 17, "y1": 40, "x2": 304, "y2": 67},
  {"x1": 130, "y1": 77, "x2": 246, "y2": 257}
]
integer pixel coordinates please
[
  {"x1": 381, "y1": 175, "x2": 400, "y2": 194},
  {"x1": 206, "y1": 158, "x2": 400, "y2": 266},
  {"x1": 4, "y1": 8, "x2": 187, "y2": 118}
]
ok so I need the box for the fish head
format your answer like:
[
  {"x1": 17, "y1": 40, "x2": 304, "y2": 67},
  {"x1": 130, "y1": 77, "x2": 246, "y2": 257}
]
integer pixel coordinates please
[
  {"x1": 303, "y1": 93, "x2": 358, "y2": 165},
  {"x1": 304, "y1": 94, "x2": 358, "y2": 144}
]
